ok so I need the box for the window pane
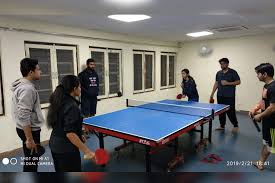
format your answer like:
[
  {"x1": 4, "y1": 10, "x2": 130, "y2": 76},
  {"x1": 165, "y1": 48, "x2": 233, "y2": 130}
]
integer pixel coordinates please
[
  {"x1": 108, "y1": 52, "x2": 120, "y2": 94},
  {"x1": 36, "y1": 89, "x2": 52, "y2": 104},
  {"x1": 169, "y1": 55, "x2": 175, "y2": 86},
  {"x1": 161, "y1": 55, "x2": 167, "y2": 87},
  {"x1": 29, "y1": 48, "x2": 52, "y2": 104},
  {"x1": 56, "y1": 49, "x2": 75, "y2": 82},
  {"x1": 134, "y1": 54, "x2": 143, "y2": 91},
  {"x1": 91, "y1": 51, "x2": 105, "y2": 96},
  {"x1": 145, "y1": 54, "x2": 153, "y2": 89}
]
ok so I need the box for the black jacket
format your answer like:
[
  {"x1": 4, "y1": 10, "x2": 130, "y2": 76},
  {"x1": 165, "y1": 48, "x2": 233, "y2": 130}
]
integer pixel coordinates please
[
  {"x1": 49, "y1": 94, "x2": 83, "y2": 153},
  {"x1": 78, "y1": 68, "x2": 99, "y2": 98},
  {"x1": 182, "y1": 78, "x2": 199, "y2": 101}
]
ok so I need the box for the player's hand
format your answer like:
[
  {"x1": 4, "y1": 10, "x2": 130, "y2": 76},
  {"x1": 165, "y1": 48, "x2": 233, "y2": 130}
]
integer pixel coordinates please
[
  {"x1": 253, "y1": 114, "x2": 262, "y2": 122},
  {"x1": 182, "y1": 95, "x2": 186, "y2": 98},
  {"x1": 248, "y1": 110, "x2": 255, "y2": 118},
  {"x1": 209, "y1": 98, "x2": 215, "y2": 103},
  {"x1": 221, "y1": 80, "x2": 229, "y2": 86},
  {"x1": 26, "y1": 139, "x2": 37, "y2": 155},
  {"x1": 249, "y1": 109, "x2": 261, "y2": 118},
  {"x1": 84, "y1": 150, "x2": 96, "y2": 162},
  {"x1": 249, "y1": 110, "x2": 257, "y2": 118}
]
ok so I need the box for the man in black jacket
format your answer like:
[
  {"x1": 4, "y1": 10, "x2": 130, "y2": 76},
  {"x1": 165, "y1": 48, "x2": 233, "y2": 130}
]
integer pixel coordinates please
[{"x1": 78, "y1": 58, "x2": 99, "y2": 118}]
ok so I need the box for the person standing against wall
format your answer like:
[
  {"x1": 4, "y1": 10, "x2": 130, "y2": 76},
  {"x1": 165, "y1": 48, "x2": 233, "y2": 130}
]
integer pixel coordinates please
[
  {"x1": 78, "y1": 59, "x2": 99, "y2": 135},
  {"x1": 11, "y1": 58, "x2": 44, "y2": 172},
  {"x1": 210, "y1": 58, "x2": 241, "y2": 133}
]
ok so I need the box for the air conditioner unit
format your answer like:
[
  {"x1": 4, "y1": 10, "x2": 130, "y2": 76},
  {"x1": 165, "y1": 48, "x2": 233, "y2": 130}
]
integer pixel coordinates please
[{"x1": 210, "y1": 25, "x2": 248, "y2": 33}]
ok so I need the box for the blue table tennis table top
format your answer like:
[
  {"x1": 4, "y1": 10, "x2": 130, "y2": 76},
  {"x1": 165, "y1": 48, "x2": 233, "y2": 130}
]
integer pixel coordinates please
[{"x1": 83, "y1": 100, "x2": 229, "y2": 142}]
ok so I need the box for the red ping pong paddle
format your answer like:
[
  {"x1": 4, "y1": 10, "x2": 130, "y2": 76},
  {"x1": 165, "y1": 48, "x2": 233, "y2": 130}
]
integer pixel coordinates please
[
  {"x1": 95, "y1": 148, "x2": 109, "y2": 165},
  {"x1": 84, "y1": 148, "x2": 109, "y2": 165},
  {"x1": 176, "y1": 94, "x2": 183, "y2": 99}
]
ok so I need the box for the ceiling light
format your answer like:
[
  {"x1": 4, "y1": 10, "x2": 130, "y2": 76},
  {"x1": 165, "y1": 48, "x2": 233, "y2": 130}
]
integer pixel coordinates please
[
  {"x1": 108, "y1": 14, "x2": 151, "y2": 22},
  {"x1": 186, "y1": 31, "x2": 213, "y2": 38}
]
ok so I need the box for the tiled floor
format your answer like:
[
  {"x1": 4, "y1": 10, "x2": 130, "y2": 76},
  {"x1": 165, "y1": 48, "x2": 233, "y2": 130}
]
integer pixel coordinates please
[{"x1": 1, "y1": 113, "x2": 274, "y2": 172}]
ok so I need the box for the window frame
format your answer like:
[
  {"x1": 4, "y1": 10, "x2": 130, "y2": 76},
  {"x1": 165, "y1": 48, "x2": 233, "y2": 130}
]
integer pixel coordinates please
[
  {"x1": 25, "y1": 43, "x2": 78, "y2": 107},
  {"x1": 133, "y1": 50, "x2": 155, "y2": 94},
  {"x1": 160, "y1": 52, "x2": 176, "y2": 90},
  {"x1": 0, "y1": 41, "x2": 4, "y2": 116},
  {"x1": 90, "y1": 47, "x2": 123, "y2": 99},
  {"x1": 55, "y1": 45, "x2": 78, "y2": 83}
]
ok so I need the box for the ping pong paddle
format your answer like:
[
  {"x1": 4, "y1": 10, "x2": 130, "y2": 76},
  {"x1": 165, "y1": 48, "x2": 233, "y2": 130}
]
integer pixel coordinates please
[
  {"x1": 95, "y1": 148, "x2": 109, "y2": 165},
  {"x1": 209, "y1": 98, "x2": 215, "y2": 103},
  {"x1": 252, "y1": 119, "x2": 261, "y2": 132},
  {"x1": 84, "y1": 148, "x2": 109, "y2": 165},
  {"x1": 30, "y1": 144, "x2": 45, "y2": 157},
  {"x1": 176, "y1": 94, "x2": 183, "y2": 99}
]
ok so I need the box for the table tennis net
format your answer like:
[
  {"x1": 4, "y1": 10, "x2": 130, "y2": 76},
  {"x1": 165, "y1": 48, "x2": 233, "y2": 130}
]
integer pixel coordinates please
[{"x1": 127, "y1": 99, "x2": 214, "y2": 118}]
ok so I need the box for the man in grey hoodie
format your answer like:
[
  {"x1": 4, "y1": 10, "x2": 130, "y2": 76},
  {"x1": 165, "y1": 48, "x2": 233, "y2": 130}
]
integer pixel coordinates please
[{"x1": 11, "y1": 58, "x2": 44, "y2": 172}]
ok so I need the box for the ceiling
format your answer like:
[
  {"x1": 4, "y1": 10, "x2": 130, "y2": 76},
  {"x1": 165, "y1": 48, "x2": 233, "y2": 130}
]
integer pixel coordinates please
[{"x1": 1, "y1": 0, "x2": 275, "y2": 42}]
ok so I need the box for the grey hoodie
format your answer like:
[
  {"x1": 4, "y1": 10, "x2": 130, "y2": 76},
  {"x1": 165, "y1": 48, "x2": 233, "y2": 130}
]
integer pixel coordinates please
[{"x1": 11, "y1": 78, "x2": 44, "y2": 131}]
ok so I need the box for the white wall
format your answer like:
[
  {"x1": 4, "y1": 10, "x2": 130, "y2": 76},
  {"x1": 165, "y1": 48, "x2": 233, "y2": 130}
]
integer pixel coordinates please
[
  {"x1": 177, "y1": 34, "x2": 275, "y2": 111},
  {"x1": 4, "y1": 17, "x2": 275, "y2": 154},
  {"x1": 0, "y1": 17, "x2": 179, "y2": 153}
]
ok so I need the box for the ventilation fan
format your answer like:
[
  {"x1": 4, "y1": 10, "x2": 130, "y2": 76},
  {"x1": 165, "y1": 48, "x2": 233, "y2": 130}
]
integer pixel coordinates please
[{"x1": 198, "y1": 44, "x2": 213, "y2": 57}]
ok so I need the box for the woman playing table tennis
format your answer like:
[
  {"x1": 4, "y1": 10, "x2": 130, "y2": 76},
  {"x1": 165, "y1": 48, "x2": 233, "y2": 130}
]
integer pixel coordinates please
[
  {"x1": 47, "y1": 75, "x2": 96, "y2": 172},
  {"x1": 181, "y1": 69, "x2": 199, "y2": 102}
]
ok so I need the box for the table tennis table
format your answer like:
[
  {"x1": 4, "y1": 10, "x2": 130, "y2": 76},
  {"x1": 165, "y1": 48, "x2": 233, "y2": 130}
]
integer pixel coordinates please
[{"x1": 83, "y1": 99, "x2": 229, "y2": 172}]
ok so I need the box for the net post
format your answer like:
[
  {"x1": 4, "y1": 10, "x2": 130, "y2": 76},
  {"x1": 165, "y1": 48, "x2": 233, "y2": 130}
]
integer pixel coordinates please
[
  {"x1": 126, "y1": 99, "x2": 129, "y2": 107},
  {"x1": 211, "y1": 109, "x2": 214, "y2": 120}
]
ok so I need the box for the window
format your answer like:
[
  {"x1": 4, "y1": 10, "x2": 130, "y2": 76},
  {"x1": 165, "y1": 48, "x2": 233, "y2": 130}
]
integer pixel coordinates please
[
  {"x1": 0, "y1": 50, "x2": 4, "y2": 115},
  {"x1": 25, "y1": 43, "x2": 77, "y2": 107},
  {"x1": 160, "y1": 53, "x2": 176, "y2": 89},
  {"x1": 90, "y1": 47, "x2": 122, "y2": 99},
  {"x1": 133, "y1": 51, "x2": 155, "y2": 93}
]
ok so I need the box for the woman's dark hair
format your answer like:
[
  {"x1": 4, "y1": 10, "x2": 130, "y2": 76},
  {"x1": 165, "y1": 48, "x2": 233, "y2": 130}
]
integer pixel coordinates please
[
  {"x1": 47, "y1": 75, "x2": 80, "y2": 128},
  {"x1": 20, "y1": 58, "x2": 38, "y2": 77},
  {"x1": 181, "y1": 68, "x2": 194, "y2": 81}
]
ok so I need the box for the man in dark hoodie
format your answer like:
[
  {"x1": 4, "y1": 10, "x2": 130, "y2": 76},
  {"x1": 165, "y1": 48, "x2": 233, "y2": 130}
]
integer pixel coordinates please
[
  {"x1": 78, "y1": 58, "x2": 99, "y2": 118},
  {"x1": 11, "y1": 58, "x2": 44, "y2": 172}
]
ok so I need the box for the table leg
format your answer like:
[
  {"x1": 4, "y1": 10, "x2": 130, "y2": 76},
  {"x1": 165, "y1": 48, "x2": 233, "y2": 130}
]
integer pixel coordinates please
[
  {"x1": 200, "y1": 124, "x2": 204, "y2": 140},
  {"x1": 145, "y1": 146, "x2": 151, "y2": 172},
  {"x1": 99, "y1": 133, "x2": 104, "y2": 149},
  {"x1": 208, "y1": 120, "x2": 212, "y2": 143},
  {"x1": 174, "y1": 137, "x2": 179, "y2": 155}
]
